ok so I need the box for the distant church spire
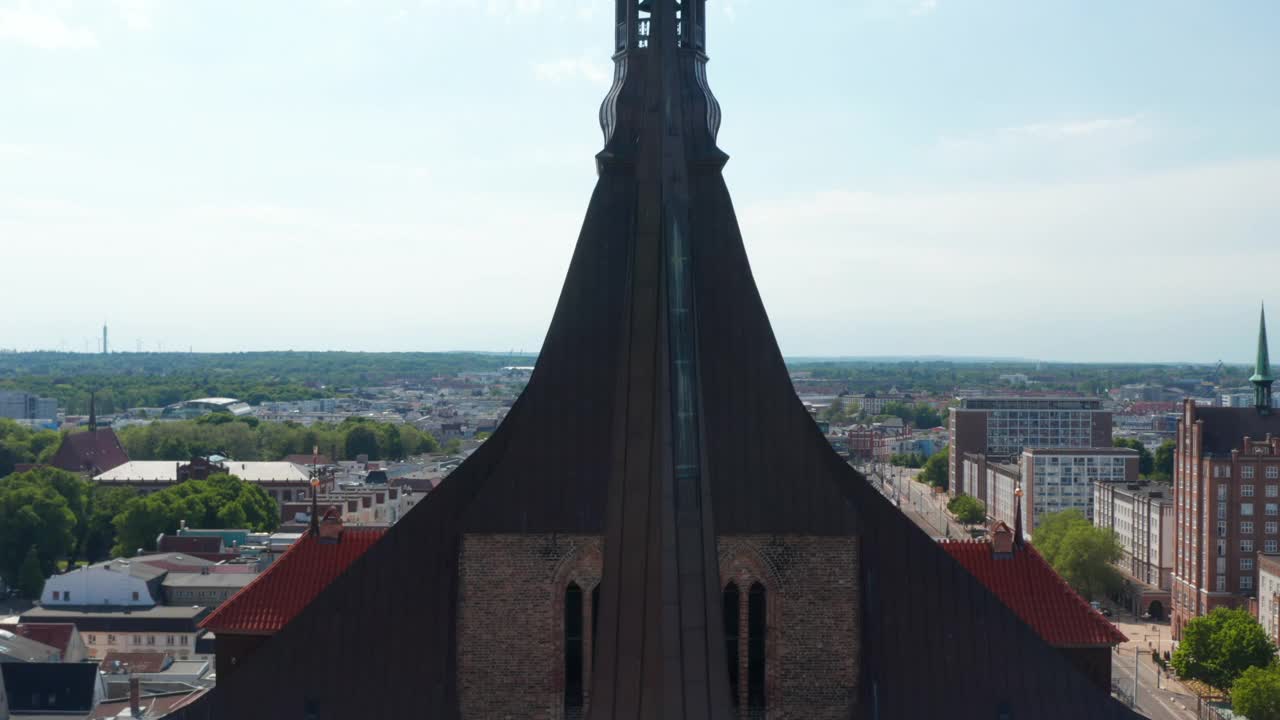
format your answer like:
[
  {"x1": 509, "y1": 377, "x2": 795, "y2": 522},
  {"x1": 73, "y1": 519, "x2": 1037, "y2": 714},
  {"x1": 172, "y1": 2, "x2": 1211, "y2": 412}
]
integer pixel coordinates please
[
  {"x1": 88, "y1": 391, "x2": 97, "y2": 431},
  {"x1": 1252, "y1": 303, "x2": 1274, "y2": 413}
]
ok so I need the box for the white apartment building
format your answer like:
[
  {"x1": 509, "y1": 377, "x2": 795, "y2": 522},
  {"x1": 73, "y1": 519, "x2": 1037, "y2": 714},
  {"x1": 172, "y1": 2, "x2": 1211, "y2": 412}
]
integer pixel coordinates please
[
  {"x1": 1021, "y1": 447, "x2": 1138, "y2": 526},
  {"x1": 1259, "y1": 554, "x2": 1280, "y2": 645}
]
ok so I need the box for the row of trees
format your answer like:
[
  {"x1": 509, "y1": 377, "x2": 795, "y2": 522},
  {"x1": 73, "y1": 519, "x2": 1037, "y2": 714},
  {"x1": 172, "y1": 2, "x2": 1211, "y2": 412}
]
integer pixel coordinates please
[
  {"x1": 1111, "y1": 437, "x2": 1176, "y2": 480},
  {"x1": 946, "y1": 494, "x2": 986, "y2": 525},
  {"x1": 920, "y1": 448, "x2": 948, "y2": 490},
  {"x1": 0, "y1": 466, "x2": 278, "y2": 597},
  {"x1": 118, "y1": 416, "x2": 441, "y2": 462},
  {"x1": 1167, "y1": 607, "x2": 1280, "y2": 718}
]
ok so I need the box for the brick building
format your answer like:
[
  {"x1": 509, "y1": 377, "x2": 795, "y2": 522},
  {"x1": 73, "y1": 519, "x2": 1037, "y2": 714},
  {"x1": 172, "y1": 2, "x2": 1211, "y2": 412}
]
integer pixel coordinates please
[
  {"x1": 1172, "y1": 308, "x2": 1280, "y2": 639},
  {"x1": 949, "y1": 397, "x2": 1113, "y2": 502},
  {"x1": 162, "y1": 4, "x2": 1139, "y2": 719}
]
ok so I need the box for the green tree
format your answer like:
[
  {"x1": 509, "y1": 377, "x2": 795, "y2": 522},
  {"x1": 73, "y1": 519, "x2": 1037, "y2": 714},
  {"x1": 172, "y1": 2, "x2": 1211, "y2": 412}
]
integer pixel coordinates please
[
  {"x1": 344, "y1": 425, "x2": 380, "y2": 460},
  {"x1": 1154, "y1": 439, "x2": 1176, "y2": 480},
  {"x1": 443, "y1": 438, "x2": 462, "y2": 455},
  {"x1": 82, "y1": 486, "x2": 138, "y2": 562},
  {"x1": 1032, "y1": 509, "x2": 1123, "y2": 600},
  {"x1": 1114, "y1": 437, "x2": 1155, "y2": 477},
  {"x1": 1234, "y1": 665, "x2": 1280, "y2": 720},
  {"x1": 947, "y1": 495, "x2": 987, "y2": 525},
  {"x1": 921, "y1": 448, "x2": 949, "y2": 490},
  {"x1": 17, "y1": 546, "x2": 45, "y2": 599},
  {"x1": 1172, "y1": 607, "x2": 1276, "y2": 690},
  {"x1": 0, "y1": 474, "x2": 77, "y2": 587},
  {"x1": 112, "y1": 473, "x2": 278, "y2": 556}
]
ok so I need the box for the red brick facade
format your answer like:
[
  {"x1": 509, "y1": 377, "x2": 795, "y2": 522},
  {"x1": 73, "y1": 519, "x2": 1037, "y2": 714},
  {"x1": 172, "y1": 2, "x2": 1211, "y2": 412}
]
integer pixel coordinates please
[{"x1": 457, "y1": 534, "x2": 859, "y2": 720}]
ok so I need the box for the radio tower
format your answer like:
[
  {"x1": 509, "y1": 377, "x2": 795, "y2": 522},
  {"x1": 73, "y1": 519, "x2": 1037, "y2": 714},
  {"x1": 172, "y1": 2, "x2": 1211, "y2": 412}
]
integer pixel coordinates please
[{"x1": 102, "y1": 323, "x2": 109, "y2": 355}]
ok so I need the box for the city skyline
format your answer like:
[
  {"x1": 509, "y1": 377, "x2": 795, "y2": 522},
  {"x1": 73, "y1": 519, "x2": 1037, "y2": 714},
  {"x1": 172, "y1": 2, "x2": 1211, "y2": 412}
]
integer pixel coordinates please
[{"x1": 2, "y1": 0, "x2": 1278, "y2": 362}]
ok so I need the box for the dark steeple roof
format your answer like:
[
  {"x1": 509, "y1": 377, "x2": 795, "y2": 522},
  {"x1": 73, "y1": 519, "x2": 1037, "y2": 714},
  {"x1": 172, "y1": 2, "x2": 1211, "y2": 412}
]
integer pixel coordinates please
[
  {"x1": 161, "y1": 4, "x2": 1142, "y2": 719},
  {"x1": 1253, "y1": 303, "x2": 1274, "y2": 411}
]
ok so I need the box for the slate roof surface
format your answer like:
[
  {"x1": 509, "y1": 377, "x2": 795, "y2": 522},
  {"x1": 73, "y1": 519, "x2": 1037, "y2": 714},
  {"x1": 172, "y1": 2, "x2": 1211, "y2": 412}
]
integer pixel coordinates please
[
  {"x1": 940, "y1": 540, "x2": 1129, "y2": 648},
  {"x1": 1194, "y1": 405, "x2": 1280, "y2": 455},
  {"x1": 1, "y1": 661, "x2": 101, "y2": 714},
  {"x1": 199, "y1": 528, "x2": 385, "y2": 635},
  {"x1": 0, "y1": 628, "x2": 61, "y2": 662},
  {"x1": 21, "y1": 606, "x2": 207, "y2": 633}
]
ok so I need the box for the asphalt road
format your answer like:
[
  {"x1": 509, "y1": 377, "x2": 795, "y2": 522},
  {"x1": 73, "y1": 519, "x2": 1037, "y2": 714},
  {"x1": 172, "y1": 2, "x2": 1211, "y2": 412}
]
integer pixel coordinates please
[{"x1": 1110, "y1": 646, "x2": 1198, "y2": 720}]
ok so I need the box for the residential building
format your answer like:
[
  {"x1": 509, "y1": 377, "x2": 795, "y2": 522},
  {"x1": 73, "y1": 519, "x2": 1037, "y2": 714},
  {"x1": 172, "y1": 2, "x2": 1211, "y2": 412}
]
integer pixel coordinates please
[
  {"x1": 1021, "y1": 447, "x2": 1138, "y2": 524},
  {"x1": 161, "y1": 573, "x2": 256, "y2": 608},
  {"x1": 1094, "y1": 482, "x2": 1174, "y2": 618},
  {"x1": 1172, "y1": 307, "x2": 1280, "y2": 639},
  {"x1": 1257, "y1": 554, "x2": 1280, "y2": 646},
  {"x1": 40, "y1": 558, "x2": 171, "y2": 609},
  {"x1": 19, "y1": 606, "x2": 209, "y2": 661},
  {"x1": 0, "y1": 629, "x2": 61, "y2": 663},
  {"x1": 948, "y1": 396, "x2": 1113, "y2": 502},
  {"x1": 0, "y1": 623, "x2": 88, "y2": 662},
  {"x1": 940, "y1": 522, "x2": 1128, "y2": 690}
]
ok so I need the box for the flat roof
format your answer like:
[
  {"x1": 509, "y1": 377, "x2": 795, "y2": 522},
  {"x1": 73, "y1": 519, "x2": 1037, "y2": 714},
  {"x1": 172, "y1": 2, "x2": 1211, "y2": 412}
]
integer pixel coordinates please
[{"x1": 162, "y1": 573, "x2": 257, "y2": 589}]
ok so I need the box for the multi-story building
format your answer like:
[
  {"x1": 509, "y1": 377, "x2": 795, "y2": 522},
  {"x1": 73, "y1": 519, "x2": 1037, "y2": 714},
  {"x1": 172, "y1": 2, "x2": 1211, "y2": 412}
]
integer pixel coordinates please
[
  {"x1": 19, "y1": 606, "x2": 209, "y2": 661},
  {"x1": 1172, "y1": 309, "x2": 1280, "y2": 639},
  {"x1": 0, "y1": 390, "x2": 57, "y2": 420},
  {"x1": 1094, "y1": 482, "x2": 1174, "y2": 618},
  {"x1": 1257, "y1": 554, "x2": 1280, "y2": 645},
  {"x1": 1022, "y1": 447, "x2": 1138, "y2": 525},
  {"x1": 949, "y1": 397, "x2": 1113, "y2": 502}
]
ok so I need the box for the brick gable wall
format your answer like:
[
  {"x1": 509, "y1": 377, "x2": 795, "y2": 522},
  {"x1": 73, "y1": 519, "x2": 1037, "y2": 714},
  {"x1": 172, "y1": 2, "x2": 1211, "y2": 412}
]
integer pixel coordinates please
[{"x1": 456, "y1": 534, "x2": 859, "y2": 720}]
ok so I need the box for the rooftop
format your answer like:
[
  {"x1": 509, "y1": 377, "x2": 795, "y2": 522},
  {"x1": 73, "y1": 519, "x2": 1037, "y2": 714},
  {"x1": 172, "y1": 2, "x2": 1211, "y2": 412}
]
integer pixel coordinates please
[
  {"x1": 162, "y1": 573, "x2": 257, "y2": 589},
  {"x1": 940, "y1": 540, "x2": 1128, "y2": 648},
  {"x1": 95, "y1": 460, "x2": 311, "y2": 484},
  {"x1": 100, "y1": 650, "x2": 172, "y2": 674},
  {"x1": 201, "y1": 527, "x2": 385, "y2": 635},
  {"x1": 0, "y1": 622, "x2": 78, "y2": 656}
]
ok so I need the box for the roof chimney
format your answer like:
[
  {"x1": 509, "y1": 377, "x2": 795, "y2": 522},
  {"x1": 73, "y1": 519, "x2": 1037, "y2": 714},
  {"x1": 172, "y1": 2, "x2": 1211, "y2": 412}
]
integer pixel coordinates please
[
  {"x1": 129, "y1": 676, "x2": 142, "y2": 717},
  {"x1": 318, "y1": 506, "x2": 344, "y2": 543},
  {"x1": 991, "y1": 521, "x2": 1014, "y2": 557}
]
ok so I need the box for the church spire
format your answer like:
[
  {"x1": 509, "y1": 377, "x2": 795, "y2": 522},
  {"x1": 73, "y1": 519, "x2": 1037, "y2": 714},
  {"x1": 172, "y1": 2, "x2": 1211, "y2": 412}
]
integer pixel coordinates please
[{"x1": 1252, "y1": 303, "x2": 1274, "y2": 413}]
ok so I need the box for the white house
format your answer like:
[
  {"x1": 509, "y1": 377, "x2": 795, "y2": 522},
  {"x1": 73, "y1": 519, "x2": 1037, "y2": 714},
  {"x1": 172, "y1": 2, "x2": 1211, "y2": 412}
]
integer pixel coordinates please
[{"x1": 41, "y1": 559, "x2": 162, "y2": 608}]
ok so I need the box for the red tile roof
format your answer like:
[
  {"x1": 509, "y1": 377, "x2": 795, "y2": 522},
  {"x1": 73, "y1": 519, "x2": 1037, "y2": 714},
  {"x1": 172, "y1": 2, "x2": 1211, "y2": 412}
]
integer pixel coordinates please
[
  {"x1": 940, "y1": 540, "x2": 1128, "y2": 648},
  {"x1": 200, "y1": 528, "x2": 385, "y2": 635},
  {"x1": 0, "y1": 623, "x2": 76, "y2": 657},
  {"x1": 48, "y1": 429, "x2": 130, "y2": 474}
]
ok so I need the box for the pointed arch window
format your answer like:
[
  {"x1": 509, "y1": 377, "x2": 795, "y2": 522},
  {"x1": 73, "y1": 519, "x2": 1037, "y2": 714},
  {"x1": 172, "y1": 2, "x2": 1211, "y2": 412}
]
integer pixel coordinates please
[
  {"x1": 747, "y1": 583, "x2": 767, "y2": 712},
  {"x1": 722, "y1": 582, "x2": 740, "y2": 707},
  {"x1": 591, "y1": 584, "x2": 601, "y2": 666},
  {"x1": 564, "y1": 583, "x2": 584, "y2": 712}
]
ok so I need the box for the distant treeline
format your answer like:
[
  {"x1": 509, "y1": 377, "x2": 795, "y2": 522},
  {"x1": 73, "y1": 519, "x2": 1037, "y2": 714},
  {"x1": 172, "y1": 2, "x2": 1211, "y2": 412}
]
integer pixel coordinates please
[{"x1": 0, "y1": 351, "x2": 538, "y2": 414}]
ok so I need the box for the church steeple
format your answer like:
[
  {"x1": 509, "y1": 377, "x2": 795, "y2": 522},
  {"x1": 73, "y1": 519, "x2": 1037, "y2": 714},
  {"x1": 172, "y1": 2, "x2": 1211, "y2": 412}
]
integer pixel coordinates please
[{"x1": 1252, "y1": 303, "x2": 1274, "y2": 413}]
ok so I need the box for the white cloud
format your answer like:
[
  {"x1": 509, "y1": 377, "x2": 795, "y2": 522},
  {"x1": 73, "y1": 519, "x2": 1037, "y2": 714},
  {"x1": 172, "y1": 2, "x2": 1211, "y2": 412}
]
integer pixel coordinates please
[
  {"x1": 911, "y1": 0, "x2": 938, "y2": 16},
  {"x1": 1006, "y1": 115, "x2": 1146, "y2": 141},
  {"x1": 0, "y1": 6, "x2": 97, "y2": 49},
  {"x1": 533, "y1": 55, "x2": 611, "y2": 85},
  {"x1": 112, "y1": 0, "x2": 153, "y2": 31}
]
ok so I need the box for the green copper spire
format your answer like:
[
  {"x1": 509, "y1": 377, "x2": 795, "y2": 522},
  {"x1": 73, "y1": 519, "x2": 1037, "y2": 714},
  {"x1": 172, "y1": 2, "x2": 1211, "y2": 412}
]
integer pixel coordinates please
[{"x1": 1252, "y1": 303, "x2": 1273, "y2": 412}]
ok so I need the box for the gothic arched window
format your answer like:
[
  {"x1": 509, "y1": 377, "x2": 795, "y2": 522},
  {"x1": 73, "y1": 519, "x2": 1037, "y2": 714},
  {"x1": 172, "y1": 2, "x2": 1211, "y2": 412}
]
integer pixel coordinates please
[
  {"x1": 565, "y1": 583, "x2": 584, "y2": 711},
  {"x1": 747, "y1": 582, "x2": 767, "y2": 712},
  {"x1": 723, "y1": 582, "x2": 740, "y2": 707}
]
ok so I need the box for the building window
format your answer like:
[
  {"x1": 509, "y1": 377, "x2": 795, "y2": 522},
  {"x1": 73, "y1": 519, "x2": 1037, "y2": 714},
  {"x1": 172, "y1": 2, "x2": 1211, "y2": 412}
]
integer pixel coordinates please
[
  {"x1": 52, "y1": 591, "x2": 59, "y2": 600},
  {"x1": 747, "y1": 583, "x2": 767, "y2": 713},
  {"x1": 1244, "y1": 467, "x2": 1257, "y2": 479},
  {"x1": 1220, "y1": 485, "x2": 1230, "y2": 499},
  {"x1": 1270, "y1": 467, "x2": 1280, "y2": 480},
  {"x1": 87, "y1": 634, "x2": 96, "y2": 644},
  {"x1": 132, "y1": 635, "x2": 142, "y2": 645},
  {"x1": 1270, "y1": 485, "x2": 1279, "y2": 498},
  {"x1": 1243, "y1": 522, "x2": 1255, "y2": 535},
  {"x1": 1243, "y1": 539, "x2": 1256, "y2": 553},
  {"x1": 1243, "y1": 558, "x2": 1256, "y2": 571},
  {"x1": 723, "y1": 583, "x2": 740, "y2": 708},
  {"x1": 146, "y1": 636, "x2": 155, "y2": 646},
  {"x1": 180, "y1": 636, "x2": 188, "y2": 646},
  {"x1": 1245, "y1": 485, "x2": 1256, "y2": 497},
  {"x1": 132, "y1": 591, "x2": 139, "y2": 601},
  {"x1": 564, "y1": 583, "x2": 584, "y2": 712},
  {"x1": 1269, "y1": 522, "x2": 1279, "y2": 535},
  {"x1": 1267, "y1": 540, "x2": 1278, "y2": 553},
  {"x1": 107, "y1": 635, "x2": 116, "y2": 644},
  {"x1": 1218, "y1": 576, "x2": 1227, "y2": 592},
  {"x1": 1243, "y1": 576, "x2": 1254, "y2": 591},
  {"x1": 167, "y1": 636, "x2": 175, "y2": 646},
  {"x1": 1244, "y1": 503, "x2": 1255, "y2": 516}
]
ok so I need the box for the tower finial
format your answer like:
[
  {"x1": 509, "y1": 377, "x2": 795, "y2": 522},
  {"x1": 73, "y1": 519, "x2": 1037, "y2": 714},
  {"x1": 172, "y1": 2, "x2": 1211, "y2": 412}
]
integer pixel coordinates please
[{"x1": 1252, "y1": 303, "x2": 1274, "y2": 414}]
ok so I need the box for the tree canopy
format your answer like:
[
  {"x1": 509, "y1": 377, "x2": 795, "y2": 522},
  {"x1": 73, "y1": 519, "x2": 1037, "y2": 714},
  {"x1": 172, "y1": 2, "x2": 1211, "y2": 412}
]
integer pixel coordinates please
[
  {"x1": 947, "y1": 494, "x2": 986, "y2": 525},
  {"x1": 0, "y1": 418, "x2": 63, "y2": 477},
  {"x1": 1172, "y1": 607, "x2": 1276, "y2": 691},
  {"x1": 0, "y1": 469, "x2": 78, "y2": 589},
  {"x1": 112, "y1": 473, "x2": 279, "y2": 557},
  {"x1": 1113, "y1": 437, "x2": 1155, "y2": 477},
  {"x1": 1234, "y1": 665, "x2": 1280, "y2": 720},
  {"x1": 1154, "y1": 439, "x2": 1175, "y2": 480},
  {"x1": 921, "y1": 448, "x2": 949, "y2": 490},
  {"x1": 118, "y1": 417, "x2": 438, "y2": 463},
  {"x1": 1032, "y1": 509, "x2": 1123, "y2": 600}
]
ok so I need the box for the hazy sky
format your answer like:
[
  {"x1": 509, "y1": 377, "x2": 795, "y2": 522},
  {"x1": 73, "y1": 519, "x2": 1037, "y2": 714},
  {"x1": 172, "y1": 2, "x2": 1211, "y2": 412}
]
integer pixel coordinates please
[{"x1": 2, "y1": 1, "x2": 1278, "y2": 362}]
